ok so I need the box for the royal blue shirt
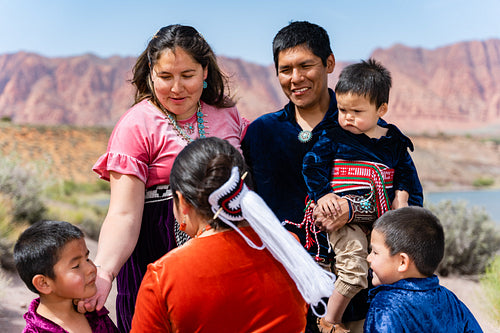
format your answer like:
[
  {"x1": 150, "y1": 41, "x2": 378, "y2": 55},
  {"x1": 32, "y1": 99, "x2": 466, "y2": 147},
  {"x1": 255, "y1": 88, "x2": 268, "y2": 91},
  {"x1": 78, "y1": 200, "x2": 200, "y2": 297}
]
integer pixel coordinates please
[{"x1": 364, "y1": 275, "x2": 482, "y2": 332}]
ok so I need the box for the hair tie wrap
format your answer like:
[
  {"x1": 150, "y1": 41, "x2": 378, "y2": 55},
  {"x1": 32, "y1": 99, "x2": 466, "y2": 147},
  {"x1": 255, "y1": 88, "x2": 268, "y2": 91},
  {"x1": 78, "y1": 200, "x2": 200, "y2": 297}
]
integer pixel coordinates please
[
  {"x1": 208, "y1": 167, "x2": 264, "y2": 250},
  {"x1": 208, "y1": 167, "x2": 247, "y2": 222}
]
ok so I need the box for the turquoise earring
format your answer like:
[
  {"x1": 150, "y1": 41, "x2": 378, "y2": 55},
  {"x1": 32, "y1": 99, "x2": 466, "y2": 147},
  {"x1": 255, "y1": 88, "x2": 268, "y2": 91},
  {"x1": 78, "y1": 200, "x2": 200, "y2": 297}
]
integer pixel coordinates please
[{"x1": 203, "y1": 81, "x2": 208, "y2": 89}]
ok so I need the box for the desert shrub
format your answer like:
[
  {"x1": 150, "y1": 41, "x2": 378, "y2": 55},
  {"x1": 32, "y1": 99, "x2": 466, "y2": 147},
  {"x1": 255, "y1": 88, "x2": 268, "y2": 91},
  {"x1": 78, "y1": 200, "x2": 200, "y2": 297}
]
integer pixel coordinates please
[
  {"x1": 427, "y1": 200, "x2": 500, "y2": 276},
  {"x1": 484, "y1": 137, "x2": 500, "y2": 145},
  {"x1": 480, "y1": 255, "x2": 500, "y2": 322},
  {"x1": 0, "y1": 190, "x2": 31, "y2": 272},
  {"x1": 0, "y1": 194, "x2": 16, "y2": 238},
  {"x1": 0, "y1": 155, "x2": 47, "y2": 224},
  {"x1": 41, "y1": 177, "x2": 110, "y2": 241},
  {"x1": 78, "y1": 218, "x2": 102, "y2": 240},
  {"x1": 96, "y1": 179, "x2": 110, "y2": 192},
  {"x1": 0, "y1": 194, "x2": 15, "y2": 270},
  {"x1": 42, "y1": 179, "x2": 109, "y2": 240},
  {"x1": 45, "y1": 179, "x2": 110, "y2": 199},
  {"x1": 45, "y1": 202, "x2": 106, "y2": 241},
  {"x1": 472, "y1": 176, "x2": 495, "y2": 188}
]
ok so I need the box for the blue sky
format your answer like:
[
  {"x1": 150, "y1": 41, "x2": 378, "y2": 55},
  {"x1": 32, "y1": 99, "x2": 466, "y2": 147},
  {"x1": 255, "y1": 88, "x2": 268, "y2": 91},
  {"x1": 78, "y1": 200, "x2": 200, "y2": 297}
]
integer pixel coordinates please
[{"x1": 1, "y1": 0, "x2": 499, "y2": 65}]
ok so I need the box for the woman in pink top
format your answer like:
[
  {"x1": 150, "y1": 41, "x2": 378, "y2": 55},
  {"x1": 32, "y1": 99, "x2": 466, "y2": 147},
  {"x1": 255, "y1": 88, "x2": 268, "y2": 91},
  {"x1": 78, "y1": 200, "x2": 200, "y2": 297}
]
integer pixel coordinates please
[{"x1": 78, "y1": 24, "x2": 247, "y2": 333}]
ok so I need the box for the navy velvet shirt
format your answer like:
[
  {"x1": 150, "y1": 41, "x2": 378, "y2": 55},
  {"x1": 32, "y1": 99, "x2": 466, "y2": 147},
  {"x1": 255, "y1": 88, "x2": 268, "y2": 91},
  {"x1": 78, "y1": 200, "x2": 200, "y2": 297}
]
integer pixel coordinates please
[
  {"x1": 242, "y1": 90, "x2": 338, "y2": 223},
  {"x1": 303, "y1": 123, "x2": 423, "y2": 206},
  {"x1": 364, "y1": 275, "x2": 482, "y2": 332},
  {"x1": 242, "y1": 90, "x2": 338, "y2": 255}
]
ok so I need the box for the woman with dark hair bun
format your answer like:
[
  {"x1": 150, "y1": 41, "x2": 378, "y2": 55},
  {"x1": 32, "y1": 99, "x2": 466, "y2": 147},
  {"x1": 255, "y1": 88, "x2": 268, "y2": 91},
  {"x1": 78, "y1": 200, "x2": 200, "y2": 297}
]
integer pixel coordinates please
[
  {"x1": 79, "y1": 25, "x2": 247, "y2": 332},
  {"x1": 130, "y1": 137, "x2": 335, "y2": 332}
]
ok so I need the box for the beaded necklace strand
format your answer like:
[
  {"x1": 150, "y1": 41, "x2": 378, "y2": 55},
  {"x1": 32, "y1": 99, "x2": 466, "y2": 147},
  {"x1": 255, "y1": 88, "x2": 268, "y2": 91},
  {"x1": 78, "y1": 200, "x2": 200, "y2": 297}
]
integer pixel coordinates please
[
  {"x1": 159, "y1": 101, "x2": 207, "y2": 143},
  {"x1": 195, "y1": 224, "x2": 213, "y2": 238}
]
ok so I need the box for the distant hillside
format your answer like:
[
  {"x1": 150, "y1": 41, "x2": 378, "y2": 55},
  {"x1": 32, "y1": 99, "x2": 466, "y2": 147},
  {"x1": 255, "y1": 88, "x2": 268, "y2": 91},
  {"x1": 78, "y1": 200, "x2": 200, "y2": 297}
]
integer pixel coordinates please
[
  {"x1": 369, "y1": 40, "x2": 500, "y2": 133},
  {"x1": 1, "y1": 124, "x2": 499, "y2": 191},
  {"x1": 1, "y1": 39, "x2": 500, "y2": 134}
]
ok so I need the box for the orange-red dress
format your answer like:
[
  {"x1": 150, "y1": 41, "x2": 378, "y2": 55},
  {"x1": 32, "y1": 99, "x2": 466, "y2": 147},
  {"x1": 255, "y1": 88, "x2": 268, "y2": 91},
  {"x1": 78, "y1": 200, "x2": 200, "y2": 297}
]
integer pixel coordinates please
[{"x1": 131, "y1": 227, "x2": 307, "y2": 332}]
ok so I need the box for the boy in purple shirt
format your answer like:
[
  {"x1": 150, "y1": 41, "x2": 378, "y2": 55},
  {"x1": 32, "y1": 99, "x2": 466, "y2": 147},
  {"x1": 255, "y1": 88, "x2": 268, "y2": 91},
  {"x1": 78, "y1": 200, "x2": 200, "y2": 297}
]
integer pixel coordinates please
[{"x1": 14, "y1": 220, "x2": 118, "y2": 333}]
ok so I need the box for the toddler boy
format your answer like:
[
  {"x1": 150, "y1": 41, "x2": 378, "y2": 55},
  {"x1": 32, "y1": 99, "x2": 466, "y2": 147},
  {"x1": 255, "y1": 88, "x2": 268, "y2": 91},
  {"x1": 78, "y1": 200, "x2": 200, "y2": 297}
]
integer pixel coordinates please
[{"x1": 303, "y1": 59, "x2": 423, "y2": 332}]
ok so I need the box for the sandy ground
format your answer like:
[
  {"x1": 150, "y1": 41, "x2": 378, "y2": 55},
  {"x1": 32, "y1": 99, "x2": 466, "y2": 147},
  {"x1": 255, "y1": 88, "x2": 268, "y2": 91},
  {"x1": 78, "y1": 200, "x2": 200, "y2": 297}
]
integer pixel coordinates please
[{"x1": 1, "y1": 238, "x2": 499, "y2": 332}]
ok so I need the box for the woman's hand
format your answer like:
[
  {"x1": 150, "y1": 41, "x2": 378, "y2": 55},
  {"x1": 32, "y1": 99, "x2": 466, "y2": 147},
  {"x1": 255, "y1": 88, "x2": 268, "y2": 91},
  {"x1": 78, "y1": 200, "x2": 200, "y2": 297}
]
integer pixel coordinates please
[{"x1": 77, "y1": 267, "x2": 114, "y2": 313}]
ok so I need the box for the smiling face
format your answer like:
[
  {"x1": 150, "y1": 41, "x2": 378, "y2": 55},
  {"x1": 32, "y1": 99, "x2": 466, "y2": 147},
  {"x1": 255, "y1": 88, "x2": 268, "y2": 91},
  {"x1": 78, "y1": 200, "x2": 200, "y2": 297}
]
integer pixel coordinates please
[
  {"x1": 151, "y1": 47, "x2": 208, "y2": 120},
  {"x1": 367, "y1": 229, "x2": 402, "y2": 286},
  {"x1": 277, "y1": 45, "x2": 334, "y2": 114},
  {"x1": 337, "y1": 93, "x2": 388, "y2": 138},
  {"x1": 48, "y1": 238, "x2": 97, "y2": 300}
]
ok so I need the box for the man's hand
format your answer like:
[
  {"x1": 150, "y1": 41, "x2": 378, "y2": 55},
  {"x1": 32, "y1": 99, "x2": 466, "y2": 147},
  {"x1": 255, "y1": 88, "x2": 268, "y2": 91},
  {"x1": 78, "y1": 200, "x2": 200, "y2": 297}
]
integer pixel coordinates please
[
  {"x1": 317, "y1": 193, "x2": 342, "y2": 217},
  {"x1": 392, "y1": 190, "x2": 409, "y2": 210},
  {"x1": 312, "y1": 197, "x2": 350, "y2": 232}
]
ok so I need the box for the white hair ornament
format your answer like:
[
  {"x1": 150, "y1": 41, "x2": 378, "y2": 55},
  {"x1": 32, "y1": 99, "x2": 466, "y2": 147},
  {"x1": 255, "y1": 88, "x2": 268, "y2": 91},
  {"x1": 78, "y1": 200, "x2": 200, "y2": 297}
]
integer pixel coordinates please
[{"x1": 208, "y1": 167, "x2": 335, "y2": 316}]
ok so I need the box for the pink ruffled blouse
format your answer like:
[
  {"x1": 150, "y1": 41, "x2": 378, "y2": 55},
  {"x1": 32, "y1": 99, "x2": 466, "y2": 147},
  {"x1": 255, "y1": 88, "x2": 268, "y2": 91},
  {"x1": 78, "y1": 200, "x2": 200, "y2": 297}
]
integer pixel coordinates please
[{"x1": 93, "y1": 100, "x2": 248, "y2": 188}]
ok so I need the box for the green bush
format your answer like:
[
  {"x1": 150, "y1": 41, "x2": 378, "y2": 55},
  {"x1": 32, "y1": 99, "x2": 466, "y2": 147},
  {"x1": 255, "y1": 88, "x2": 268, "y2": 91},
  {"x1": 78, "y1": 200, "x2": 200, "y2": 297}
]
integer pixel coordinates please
[
  {"x1": 45, "y1": 179, "x2": 110, "y2": 199},
  {"x1": 427, "y1": 200, "x2": 500, "y2": 276},
  {"x1": 472, "y1": 177, "x2": 495, "y2": 188},
  {"x1": 480, "y1": 255, "x2": 500, "y2": 322},
  {"x1": 0, "y1": 155, "x2": 47, "y2": 224},
  {"x1": 484, "y1": 137, "x2": 500, "y2": 145},
  {"x1": 0, "y1": 193, "x2": 27, "y2": 272},
  {"x1": 44, "y1": 199, "x2": 106, "y2": 241}
]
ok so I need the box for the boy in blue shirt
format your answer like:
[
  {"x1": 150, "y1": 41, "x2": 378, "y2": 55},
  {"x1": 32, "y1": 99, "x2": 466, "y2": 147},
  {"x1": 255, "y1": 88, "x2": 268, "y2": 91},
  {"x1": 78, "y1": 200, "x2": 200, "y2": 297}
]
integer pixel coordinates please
[{"x1": 365, "y1": 206, "x2": 482, "y2": 332}]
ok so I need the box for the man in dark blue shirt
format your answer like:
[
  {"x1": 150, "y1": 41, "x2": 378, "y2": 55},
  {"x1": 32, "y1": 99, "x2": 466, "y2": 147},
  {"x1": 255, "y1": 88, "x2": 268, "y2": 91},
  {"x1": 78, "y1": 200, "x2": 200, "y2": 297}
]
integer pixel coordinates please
[{"x1": 242, "y1": 21, "x2": 366, "y2": 333}]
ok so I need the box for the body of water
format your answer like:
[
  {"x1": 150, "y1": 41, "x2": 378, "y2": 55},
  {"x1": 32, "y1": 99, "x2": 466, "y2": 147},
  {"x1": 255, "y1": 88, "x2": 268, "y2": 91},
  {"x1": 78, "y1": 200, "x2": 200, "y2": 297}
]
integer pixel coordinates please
[
  {"x1": 92, "y1": 189, "x2": 500, "y2": 224},
  {"x1": 424, "y1": 189, "x2": 500, "y2": 224}
]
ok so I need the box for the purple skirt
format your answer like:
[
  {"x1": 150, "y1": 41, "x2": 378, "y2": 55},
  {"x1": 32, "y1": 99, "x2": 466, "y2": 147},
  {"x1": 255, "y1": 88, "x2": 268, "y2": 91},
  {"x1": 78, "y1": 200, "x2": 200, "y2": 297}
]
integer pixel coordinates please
[{"x1": 115, "y1": 185, "x2": 188, "y2": 333}]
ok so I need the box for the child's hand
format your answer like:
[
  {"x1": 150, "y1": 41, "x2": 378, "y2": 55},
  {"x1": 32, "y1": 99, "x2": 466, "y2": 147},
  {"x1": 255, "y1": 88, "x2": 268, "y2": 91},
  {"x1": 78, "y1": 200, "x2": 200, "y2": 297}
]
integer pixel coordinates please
[
  {"x1": 392, "y1": 190, "x2": 409, "y2": 210},
  {"x1": 316, "y1": 193, "x2": 342, "y2": 217},
  {"x1": 312, "y1": 197, "x2": 350, "y2": 232}
]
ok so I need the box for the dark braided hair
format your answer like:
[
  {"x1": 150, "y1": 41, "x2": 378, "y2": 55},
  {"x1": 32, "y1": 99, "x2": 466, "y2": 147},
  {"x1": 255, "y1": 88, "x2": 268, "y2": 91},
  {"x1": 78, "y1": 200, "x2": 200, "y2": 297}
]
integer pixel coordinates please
[{"x1": 170, "y1": 137, "x2": 250, "y2": 230}]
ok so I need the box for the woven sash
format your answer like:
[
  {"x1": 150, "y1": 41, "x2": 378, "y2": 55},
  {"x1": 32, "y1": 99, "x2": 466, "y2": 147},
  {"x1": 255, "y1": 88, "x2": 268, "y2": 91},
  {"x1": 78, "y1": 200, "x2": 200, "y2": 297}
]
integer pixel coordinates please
[
  {"x1": 145, "y1": 184, "x2": 173, "y2": 204},
  {"x1": 330, "y1": 159, "x2": 394, "y2": 216}
]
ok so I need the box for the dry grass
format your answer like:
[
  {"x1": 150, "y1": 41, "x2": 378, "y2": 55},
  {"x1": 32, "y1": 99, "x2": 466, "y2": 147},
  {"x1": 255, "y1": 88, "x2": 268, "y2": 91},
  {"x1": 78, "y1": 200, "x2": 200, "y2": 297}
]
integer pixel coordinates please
[{"x1": 0, "y1": 124, "x2": 110, "y2": 184}]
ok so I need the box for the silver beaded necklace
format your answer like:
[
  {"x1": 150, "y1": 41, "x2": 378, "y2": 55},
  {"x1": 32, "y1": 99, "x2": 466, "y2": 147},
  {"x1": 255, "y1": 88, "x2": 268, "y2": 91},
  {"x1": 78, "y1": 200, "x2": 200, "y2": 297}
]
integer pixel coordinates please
[{"x1": 158, "y1": 101, "x2": 207, "y2": 143}]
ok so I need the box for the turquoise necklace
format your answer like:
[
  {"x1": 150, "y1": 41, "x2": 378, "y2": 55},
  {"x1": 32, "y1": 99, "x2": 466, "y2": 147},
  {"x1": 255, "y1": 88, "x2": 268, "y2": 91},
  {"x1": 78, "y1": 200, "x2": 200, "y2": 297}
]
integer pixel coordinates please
[{"x1": 163, "y1": 102, "x2": 207, "y2": 143}]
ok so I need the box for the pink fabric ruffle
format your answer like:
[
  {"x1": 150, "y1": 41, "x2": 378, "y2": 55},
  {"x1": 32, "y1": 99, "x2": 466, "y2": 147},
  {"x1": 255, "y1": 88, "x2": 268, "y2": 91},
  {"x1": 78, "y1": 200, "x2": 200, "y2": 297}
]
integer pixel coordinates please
[{"x1": 93, "y1": 152, "x2": 149, "y2": 184}]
